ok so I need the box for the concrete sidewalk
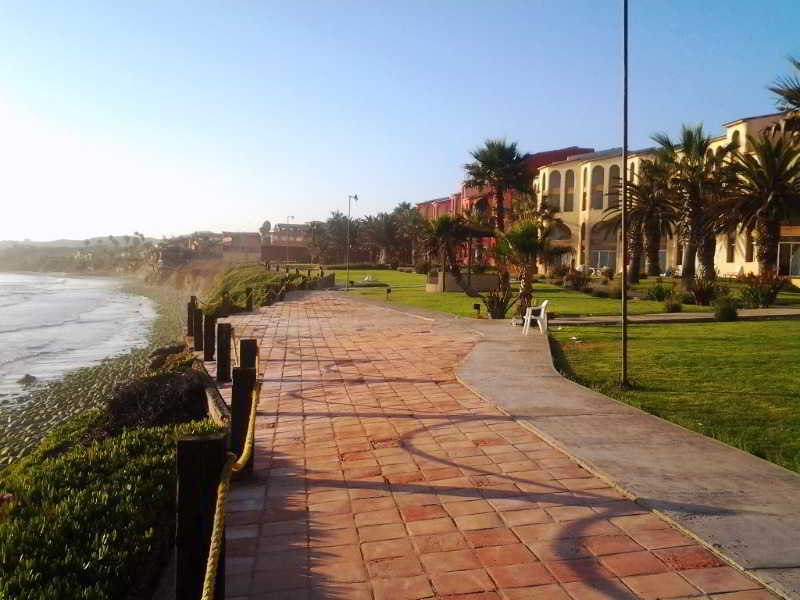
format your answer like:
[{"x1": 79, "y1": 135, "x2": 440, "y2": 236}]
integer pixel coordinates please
[
  {"x1": 457, "y1": 320, "x2": 800, "y2": 599},
  {"x1": 551, "y1": 307, "x2": 800, "y2": 326}
]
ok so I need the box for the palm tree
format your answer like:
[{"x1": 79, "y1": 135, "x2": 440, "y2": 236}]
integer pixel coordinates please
[
  {"x1": 499, "y1": 221, "x2": 544, "y2": 315},
  {"x1": 392, "y1": 202, "x2": 426, "y2": 264},
  {"x1": 601, "y1": 159, "x2": 678, "y2": 280},
  {"x1": 464, "y1": 139, "x2": 530, "y2": 233},
  {"x1": 767, "y1": 56, "x2": 800, "y2": 138},
  {"x1": 717, "y1": 135, "x2": 800, "y2": 272},
  {"x1": 652, "y1": 125, "x2": 736, "y2": 281},
  {"x1": 423, "y1": 215, "x2": 471, "y2": 292}
]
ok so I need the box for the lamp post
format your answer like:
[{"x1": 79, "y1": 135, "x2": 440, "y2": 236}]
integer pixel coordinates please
[
  {"x1": 286, "y1": 215, "x2": 294, "y2": 265},
  {"x1": 346, "y1": 194, "x2": 358, "y2": 290},
  {"x1": 620, "y1": 0, "x2": 630, "y2": 388}
]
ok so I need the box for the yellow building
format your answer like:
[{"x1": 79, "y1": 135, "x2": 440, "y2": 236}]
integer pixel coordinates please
[{"x1": 534, "y1": 112, "x2": 800, "y2": 281}]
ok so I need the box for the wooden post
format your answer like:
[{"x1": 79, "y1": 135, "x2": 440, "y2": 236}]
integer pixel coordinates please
[
  {"x1": 203, "y1": 314, "x2": 216, "y2": 361},
  {"x1": 187, "y1": 296, "x2": 197, "y2": 337},
  {"x1": 175, "y1": 433, "x2": 226, "y2": 600},
  {"x1": 230, "y1": 367, "x2": 256, "y2": 479},
  {"x1": 216, "y1": 323, "x2": 232, "y2": 383},
  {"x1": 240, "y1": 339, "x2": 258, "y2": 370},
  {"x1": 245, "y1": 288, "x2": 253, "y2": 312},
  {"x1": 193, "y1": 308, "x2": 204, "y2": 352}
]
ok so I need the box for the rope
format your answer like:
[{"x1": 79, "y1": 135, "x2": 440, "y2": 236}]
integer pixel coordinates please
[{"x1": 200, "y1": 382, "x2": 260, "y2": 600}]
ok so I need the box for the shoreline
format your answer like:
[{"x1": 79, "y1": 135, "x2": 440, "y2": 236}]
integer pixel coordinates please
[{"x1": 0, "y1": 281, "x2": 187, "y2": 468}]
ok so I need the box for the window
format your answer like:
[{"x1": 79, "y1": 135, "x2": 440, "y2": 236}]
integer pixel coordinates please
[
  {"x1": 778, "y1": 243, "x2": 800, "y2": 276},
  {"x1": 745, "y1": 230, "x2": 754, "y2": 262},
  {"x1": 582, "y1": 167, "x2": 588, "y2": 210},
  {"x1": 676, "y1": 242, "x2": 683, "y2": 265},
  {"x1": 731, "y1": 130, "x2": 741, "y2": 150},
  {"x1": 591, "y1": 250, "x2": 616, "y2": 269},
  {"x1": 564, "y1": 170, "x2": 574, "y2": 212},
  {"x1": 547, "y1": 170, "x2": 561, "y2": 210},
  {"x1": 726, "y1": 234, "x2": 735, "y2": 263},
  {"x1": 608, "y1": 165, "x2": 620, "y2": 208},
  {"x1": 590, "y1": 166, "x2": 604, "y2": 210}
]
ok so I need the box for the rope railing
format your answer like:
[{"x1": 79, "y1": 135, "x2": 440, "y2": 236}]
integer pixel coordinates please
[{"x1": 200, "y1": 379, "x2": 261, "y2": 600}]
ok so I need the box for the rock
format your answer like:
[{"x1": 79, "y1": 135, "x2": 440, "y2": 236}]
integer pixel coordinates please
[
  {"x1": 16, "y1": 374, "x2": 37, "y2": 385},
  {"x1": 148, "y1": 342, "x2": 188, "y2": 370}
]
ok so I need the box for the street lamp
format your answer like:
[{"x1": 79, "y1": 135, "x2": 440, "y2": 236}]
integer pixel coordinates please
[
  {"x1": 346, "y1": 194, "x2": 358, "y2": 290},
  {"x1": 620, "y1": 0, "x2": 630, "y2": 388},
  {"x1": 286, "y1": 215, "x2": 294, "y2": 265}
]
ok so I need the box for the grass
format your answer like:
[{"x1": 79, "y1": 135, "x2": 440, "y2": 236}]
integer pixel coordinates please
[
  {"x1": 550, "y1": 320, "x2": 800, "y2": 472},
  {"x1": 630, "y1": 276, "x2": 800, "y2": 307}
]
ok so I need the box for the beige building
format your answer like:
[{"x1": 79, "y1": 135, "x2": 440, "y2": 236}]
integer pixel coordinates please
[{"x1": 534, "y1": 112, "x2": 800, "y2": 282}]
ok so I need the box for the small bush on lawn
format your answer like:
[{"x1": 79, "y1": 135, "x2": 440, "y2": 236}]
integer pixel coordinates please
[
  {"x1": 601, "y1": 266, "x2": 615, "y2": 281},
  {"x1": 415, "y1": 261, "x2": 431, "y2": 274},
  {"x1": 714, "y1": 296, "x2": 739, "y2": 321},
  {"x1": 645, "y1": 278, "x2": 671, "y2": 301},
  {"x1": 592, "y1": 289, "x2": 609, "y2": 298},
  {"x1": 738, "y1": 270, "x2": 786, "y2": 308},
  {"x1": 687, "y1": 275, "x2": 723, "y2": 306},
  {"x1": 550, "y1": 264, "x2": 570, "y2": 278},
  {"x1": 564, "y1": 270, "x2": 591, "y2": 292},
  {"x1": 608, "y1": 282, "x2": 626, "y2": 299},
  {"x1": 664, "y1": 296, "x2": 683, "y2": 312},
  {"x1": 397, "y1": 266, "x2": 415, "y2": 273}
]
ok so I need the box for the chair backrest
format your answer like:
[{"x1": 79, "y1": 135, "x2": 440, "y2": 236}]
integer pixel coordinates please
[{"x1": 539, "y1": 300, "x2": 549, "y2": 314}]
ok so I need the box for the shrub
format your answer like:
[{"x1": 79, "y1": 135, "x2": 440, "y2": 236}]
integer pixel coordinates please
[
  {"x1": 553, "y1": 277, "x2": 565, "y2": 287},
  {"x1": 714, "y1": 296, "x2": 739, "y2": 321},
  {"x1": 481, "y1": 285, "x2": 518, "y2": 319},
  {"x1": 601, "y1": 266, "x2": 615, "y2": 281},
  {"x1": 397, "y1": 266, "x2": 414, "y2": 273},
  {"x1": 415, "y1": 261, "x2": 431, "y2": 275},
  {"x1": 738, "y1": 270, "x2": 786, "y2": 308},
  {"x1": 664, "y1": 296, "x2": 683, "y2": 313},
  {"x1": 608, "y1": 282, "x2": 625, "y2": 299},
  {"x1": 687, "y1": 275, "x2": 722, "y2": 306},
  {"x1": 550, "y1": 264, "x2": 570, "y2": 278},
  {"x1": 645, "y1": 278, "x2": 671, "y2": 302},
  {"x1": 564, "y1": 270, "x2": 591, "y2": 292},
  {"x1": 389, "y1": 260, "x2": 400, "y2": 270},
  {"x1": 592, "y1": 289, "x2": 609, "y2": 298}
]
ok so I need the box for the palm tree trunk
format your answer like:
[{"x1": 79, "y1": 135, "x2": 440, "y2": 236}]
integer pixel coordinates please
[
  {"x1": 467, "y1": 237, "x2": 472, "y2": 288},
  {"x1": 495, "y1": 186, "x2": 505, "y2": 232},
  {"x1": 757, "y1": 218, "x2": 781, "y2": 273},
  {"x1": 681, "y1": 240, "x2": 697, "y2": 282},
  {"x1": 645, "y1": 224, "x2": 661, "y2": 276},
  {"x1": 699, "y1": 234, "x2": 716, "y2": 280},
  {"x1": 629, "y1": 226, "x2": 643, "y2": 285},
  {"x1": 518, "y1": 264, "x2": 534, "y2": 316}
]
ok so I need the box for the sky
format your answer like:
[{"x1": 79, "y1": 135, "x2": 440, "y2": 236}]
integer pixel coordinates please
[{"x1": 0, "y1": 1, "x2": 798, "y2": 241}]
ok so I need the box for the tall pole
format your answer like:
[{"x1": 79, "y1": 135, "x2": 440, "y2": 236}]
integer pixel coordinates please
[
  {"x1": 346, "y1": 195, "x2": 357, "y2": 290},
  {"x1": 285, "y1": 215, "x2": 294, "y2": 264},
  {"x1": 620, "y1": 0, "x2": 630, "y2": 388}
]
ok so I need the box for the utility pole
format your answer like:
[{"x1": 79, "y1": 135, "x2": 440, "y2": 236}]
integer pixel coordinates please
[
  {"x1": 285, "y1": 215, "x2": 295, "y2": 264},
  {"x1": 346, "y1": 194, "x2": 358, "y2": 290},
  {"x1": 621, "y1": 0, "x2": 630, "y2": 388}
]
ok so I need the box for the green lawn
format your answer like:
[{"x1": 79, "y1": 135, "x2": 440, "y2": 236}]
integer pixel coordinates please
[
  {"x1": 550, "y1": 321, "x2": 800, "y2": 472},
  {"x1": 630, "y1": 276, "x2": 800, "y2": 307}
]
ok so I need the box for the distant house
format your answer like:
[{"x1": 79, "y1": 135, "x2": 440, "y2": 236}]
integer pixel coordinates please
[
  {"x1": 263, "y1": 223, "x2": 313, "y2": 262},
  {"x1": 221, "y1": 231, "x2": 262, "y2": 263}
]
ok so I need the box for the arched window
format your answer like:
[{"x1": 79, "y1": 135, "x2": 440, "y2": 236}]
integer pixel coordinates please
[
  {"x1": 608, "y1": 165, "x2": 620, "y2": 208},
  {"x1": 590, "y1": 166, "x2": 604, "y2": 210},
  {"x1": 564, "y1": 170, "x2": 575, "y2": 212},
  {"x1": 731, "y1": 130, "x2": 741, "y2": 150},
  {"x1": 582, "y1": 167, "x2": 588, "y2": 210},
  {"x1": 547, "y1": 170, "x2": 561, "y2": 210}
]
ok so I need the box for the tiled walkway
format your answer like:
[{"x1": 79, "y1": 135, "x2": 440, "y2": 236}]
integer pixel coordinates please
[{"x1": 212, "y1": 293, "x2": 775, "y2": 600}]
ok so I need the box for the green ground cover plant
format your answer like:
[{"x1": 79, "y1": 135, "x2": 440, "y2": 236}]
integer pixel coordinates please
[{"x1": 550, "y1": 321, "x2": 800, "y2": 472}]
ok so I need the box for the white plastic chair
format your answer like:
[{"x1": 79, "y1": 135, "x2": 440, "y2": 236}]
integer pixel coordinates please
[{"x1": 522, "y1": 300, "x2": 549, "y2": 335}]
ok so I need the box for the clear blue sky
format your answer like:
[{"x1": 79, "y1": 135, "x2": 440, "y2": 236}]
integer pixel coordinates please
[{"x1": 1, "y1": 0, "x2": 798, "y2": 240}]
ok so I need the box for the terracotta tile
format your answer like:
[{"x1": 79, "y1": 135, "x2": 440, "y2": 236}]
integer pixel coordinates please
[
  {"x1": 580, "y1": 535, "x2": 643, "y2": 556},
  {"x1": 653, "y1": 546, "x2": 725, "y2": 570},
  {"x1": 446, "y1": 499, "x2": 495, "y2": 516},
  {"x1": 367, "y1": 555, "x2": 424, "y2": 578},
  {"x1": 544, "y1": 558, "x2": 616, "y2": 583},
  {"x1": 401, "y1": 504, "x2": 448, "y2": 522},
  {"x1": 372, "y1": 574, "x2": 433, "y2": 600},
  {"x1": 628, "y1": 529, "x2": 694, "y2": 550},
  {"x1": 679, "y1": 567, "x2": 760, "y2": 594},
  {"x1": 256, "y1": 548, "x2": 308, "y2": 571},
  {"x1": 309, "y1": 527, "x2": 357, "y2": 548},
  {"x1": 354, "y1": 508, "x2": 401, "y2": 527},
  {"x1": 599, "y1": 551, "x2": 669, "y2": 577},
  {"x1": 455, "y1": 512, "x2": 505, "y2": 531},
  {"x1": 500, "y1": 508, "x2": 553, "y2": 527},
  {"x1": 309, "y1": 543, "x2": 360, "y2": 563},
  {"x1": 432, "y1": 568, "x2": 497, "y2": 595},
  {"x1": 252, "y1": 569, "x2": 308, "y2": 592},
  {"x1": 441, "y1": 593, "x2": 501, "y2": 600},
  {"x1": 622, "y1": 572, "x2": 702, "y2": 599},
  {"x1": 464, "y1": 528, "x2": 520, "y2": 548},
  {"x1": 421, "y1": 548, "x2": 482, "y2": 572},
  {"x1": 528, "y1": 539, "x2": 593, "y2": 561},
  {"x1": 546, "y1": 506, "x2": 597, "y2": 522},
  {"x1": 411, "y1": 531, "x2": 468, "y2": 554},
  {"x1": 514, "y1": 521, "x2": 620, "y2": 543},
  {"x1": 488, "y1": 562, "x2": 555, "y2": 588},
  {"x1": 501, "y1": 584, "x2": 572, "y2": 600},
  {"x1": 351, "y1": 496, "x2": 395, "y2": 513},
  {"x1": 358, "y1": 522, "x2": 407, "y2": 542},
  {"x1": 309, "y1": 582, "x2": 369, "y2": 600},
  {"x1": 712, "y1": 592, "x2": 780, "y2": 600},
  {"x1": 406, "y1": 516, "x2": 456, "y2": 535},
  {"x1": 561, "y1": 579, "x2": 639, "y2": 600},
  {"x1": 610, "y1": 514, "x2": 672, "y2": 532},
  {"x1": 476, "y1": 543, "x2": 537, "y2": 566},
  {"x1": 361, "y1": 537, "x2": 414, "y2": 560}
]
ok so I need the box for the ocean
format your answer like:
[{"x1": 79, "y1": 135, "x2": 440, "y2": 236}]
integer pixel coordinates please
[{"x1": 0, "y1": 272, "x2": 156, "y2": 409}]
